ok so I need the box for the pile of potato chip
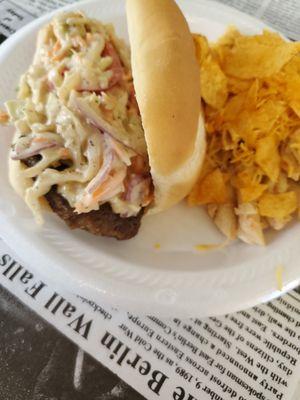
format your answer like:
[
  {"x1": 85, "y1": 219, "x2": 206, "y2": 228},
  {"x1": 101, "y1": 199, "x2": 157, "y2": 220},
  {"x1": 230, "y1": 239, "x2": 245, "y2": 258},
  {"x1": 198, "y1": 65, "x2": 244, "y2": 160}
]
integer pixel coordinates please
[{"x1": 188, "y1": 28, "x2": 300, "y2": 245}]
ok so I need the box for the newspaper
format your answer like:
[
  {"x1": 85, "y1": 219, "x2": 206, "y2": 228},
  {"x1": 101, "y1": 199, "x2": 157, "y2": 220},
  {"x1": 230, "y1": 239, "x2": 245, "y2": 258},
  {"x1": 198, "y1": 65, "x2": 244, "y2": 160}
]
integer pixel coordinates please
[
  {"x1": 0, "y1": 0, "x2": 300, "y2": 41},
  {"x1": 0, "y1": 0, "x2": 300, "y2": 399},
  {"x1": 215, "y1": 0, "x2": 300, "y2": 40},
  {"x1": 0, "y1": 239, "x2": 300, "y2": 400}
]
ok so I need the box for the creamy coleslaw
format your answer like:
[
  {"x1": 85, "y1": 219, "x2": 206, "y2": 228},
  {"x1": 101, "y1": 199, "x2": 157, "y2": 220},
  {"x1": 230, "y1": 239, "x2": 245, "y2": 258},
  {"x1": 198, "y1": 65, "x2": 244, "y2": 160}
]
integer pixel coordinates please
[{"x1": 5, "y1": 12, "x2": 152, "y2": 223}]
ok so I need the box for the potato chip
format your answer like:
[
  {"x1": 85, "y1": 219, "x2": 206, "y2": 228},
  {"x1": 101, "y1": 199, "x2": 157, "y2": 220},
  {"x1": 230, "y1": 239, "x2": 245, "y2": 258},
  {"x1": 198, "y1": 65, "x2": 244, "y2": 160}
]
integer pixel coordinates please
[
  {"x1": 273, "y1": 109, "x2": 300, "y2": 142},
  {"x1": 289, "y1": 130, "x2": 300, "y2": 163},
  {"x1": 268, "y1": 216, "x2": 291, "y2": 231},
  {"x1": 200, "y1": 56, "x2": 228, "y2": 109},
  {"x1": 228, "y1": 110, "x2": 254, "y2": 145},
  {"x1": 245, "y1": 79, "x2": 260, "y2": 109},
  {"x1": 274, "y1": 173, "x2": 289, "y2": 193},
  {"x1": 283, "y1": 53, "x2": 300, "y2": 75},
  {"x1": 213, "y1": 203, "x2": 237, "y2": 239},
  {"x1": 288, "y1": 181, "x2": 300, "y2": 218},
  {"x1": 258, "y1": 192, "x2": 297, "y2": 219},
  {"x1": 193, "y1": 34, "x2": 210, "y2": 65},
  {"x1": 227, "y1": 76, "x2": 253, "y2": 94},
  {"x1": 215, "y1": 26, "x2": 241, "y2": 48},
  {"x1": 235, "y1": 202, "x2": 265, "y2": 245},
  {"x1": 222, "y1": 92, "x2": 246, "y2": 121},
  {"x1": 283, "y1": 57, "x2": 300, "y2": 117},
  {"x1": 213, "y1": 26, "x2": 241, "y2": 65},
  {"x1": 188, "y1": 168, "x2": 229, "y2": 205},
  {"x1": 289, "y1": 101, "x2": 300, "y2": 119},
  {"x1": 255, "y1": 136, "x2": 280, "y2": 182},
  {"x1": 204, "y1": 104, "x2": 224, "y2": 132},
  {"x1": 258, "y1": 82, "x2": 280, "y2": 99},
  {"x1": 281, "y1": 145, "x2": 300, "y2": 180},
  {"x1": 230, "y1": 140, "x2": 255, "y2": 167},
  {"x1": 222, "y1": 31, "x2": 299, "y2": 79},
  {"x1": 239, "y1": 183, "x2": 268, "y2": 203},
  {"x1": 228, "y1": 100, "x2": 284, "y2": 147},
  {"x1": 234, "y1": 167, "x2": 263, "y2": 187},
  {"x1": 231, "y1": 166, "x2": 268, "y2": 203}
]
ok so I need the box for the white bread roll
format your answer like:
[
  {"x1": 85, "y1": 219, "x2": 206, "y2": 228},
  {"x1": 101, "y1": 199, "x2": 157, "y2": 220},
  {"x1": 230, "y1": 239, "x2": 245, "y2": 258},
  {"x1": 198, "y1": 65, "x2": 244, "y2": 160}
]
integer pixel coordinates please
[{"x1": 126, "y1": 0, "x2": 206, "y2": 213}]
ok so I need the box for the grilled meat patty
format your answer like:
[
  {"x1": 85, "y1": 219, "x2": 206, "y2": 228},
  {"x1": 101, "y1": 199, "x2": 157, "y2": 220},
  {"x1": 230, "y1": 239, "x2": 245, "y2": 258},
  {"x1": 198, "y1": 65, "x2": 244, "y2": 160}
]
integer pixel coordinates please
[
  {"x1": 23, "y1": 156, "x2": 143, "y2": 240},
  {"x1": 45, "y1": 188, "x2": 143, "y2": 240}
]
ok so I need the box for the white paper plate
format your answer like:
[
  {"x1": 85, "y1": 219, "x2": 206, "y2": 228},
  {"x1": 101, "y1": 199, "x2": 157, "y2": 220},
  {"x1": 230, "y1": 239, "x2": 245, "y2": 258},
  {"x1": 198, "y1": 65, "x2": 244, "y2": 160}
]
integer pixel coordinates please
[{"x1": 0, "y1": 0, "x2": 299, "y2": 317}]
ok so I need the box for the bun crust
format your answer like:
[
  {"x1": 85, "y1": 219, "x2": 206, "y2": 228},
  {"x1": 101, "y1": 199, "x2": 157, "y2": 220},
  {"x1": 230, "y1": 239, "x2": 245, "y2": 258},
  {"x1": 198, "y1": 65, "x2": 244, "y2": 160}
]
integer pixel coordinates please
[{"x1": 126, "y1": 0, "x2": 206, "y2": 212}]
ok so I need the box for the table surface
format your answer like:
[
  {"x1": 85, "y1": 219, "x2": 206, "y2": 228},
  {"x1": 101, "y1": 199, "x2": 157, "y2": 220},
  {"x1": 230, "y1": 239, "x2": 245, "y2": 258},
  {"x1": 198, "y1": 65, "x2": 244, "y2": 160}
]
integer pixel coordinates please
[{"x1": 0, "y1": 285, "x2": 145, "y2": 400}]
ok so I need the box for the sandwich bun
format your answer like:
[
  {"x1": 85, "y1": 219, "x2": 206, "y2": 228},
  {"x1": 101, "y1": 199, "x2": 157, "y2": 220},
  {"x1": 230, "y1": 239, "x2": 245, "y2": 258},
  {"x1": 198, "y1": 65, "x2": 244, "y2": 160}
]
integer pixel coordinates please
[{"x1": 126, "y1": 0, "x2": 206, "y2": 213}]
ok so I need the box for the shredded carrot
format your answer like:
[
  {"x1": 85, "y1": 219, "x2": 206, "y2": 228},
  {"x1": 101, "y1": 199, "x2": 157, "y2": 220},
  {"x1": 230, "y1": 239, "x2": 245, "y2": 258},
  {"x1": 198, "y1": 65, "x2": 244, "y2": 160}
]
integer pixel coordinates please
[
  {"x1": 130, "y1": 155, "x2": 147, "y2": 174},
  {"x1": 53, "y1": 40, "x2": 61, "y2": 53},
  {"x1": 92, "y1": 184, "x2": 107, "y2": 199},
  {"x1": 59, "y1": 148, "x2": 70, "y2": 159},
  {"x1": 52, "y1": 53, "x2": 64, "y2": 62},
  {"x1": 50, "y1": 40, "x2": 65, "y2": 61},
  {"x1": 123, "y1": 72, "x2": 133, "y2": 82},
  {"x1": 32, "y1": 137, "x2": 49, "y2": 144},
  {"x1": 143, "y1": 191, "x2": 154, "y2": 205},
  {"x1": 0, "y1": 111, "x2": 9, "y2": 124},
  {"x1": 86, "y1": 32, "x2": 93, "y2": 43}
]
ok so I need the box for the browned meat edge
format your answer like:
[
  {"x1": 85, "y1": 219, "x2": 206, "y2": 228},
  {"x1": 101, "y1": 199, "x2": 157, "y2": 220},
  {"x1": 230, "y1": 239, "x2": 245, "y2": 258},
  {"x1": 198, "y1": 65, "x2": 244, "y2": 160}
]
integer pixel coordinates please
[{"x1": 23, "y1": 156, "x2": 143, "y2": 240}]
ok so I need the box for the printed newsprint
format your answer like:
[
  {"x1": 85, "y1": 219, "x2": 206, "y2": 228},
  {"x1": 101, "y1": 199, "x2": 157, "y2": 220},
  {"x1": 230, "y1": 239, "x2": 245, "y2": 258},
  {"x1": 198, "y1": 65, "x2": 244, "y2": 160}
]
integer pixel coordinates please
[
  {"x1": 0, "y1": 239, "x2": 300, "y2": 400},
  {"x1": 0, "y1": 0, "x2": 300, "y2": 399},
  {"x1": 0, "y1": 0, "x2": 300, "y2": 41}
]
